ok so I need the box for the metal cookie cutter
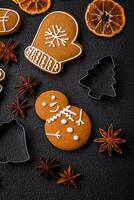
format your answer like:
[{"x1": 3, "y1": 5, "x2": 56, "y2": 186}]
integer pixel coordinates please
[
  {"x1": 0, "y1": 119, "x2": 30, "y2": 164},
  {"x1": 79, "y1": 56, "x2": 116, "y2": 100}
]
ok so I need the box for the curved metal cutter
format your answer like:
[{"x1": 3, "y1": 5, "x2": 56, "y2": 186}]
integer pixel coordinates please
[
  {"x1": 79, "y1": 56, "x2": 116, "y2": 100},
  {"x1": 0, "y1": 119, "x2": 30, "y2": 164}
]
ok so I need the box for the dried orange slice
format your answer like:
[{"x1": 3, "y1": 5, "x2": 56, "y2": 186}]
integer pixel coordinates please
[
  {"x1": 17, "y1": 0, "x2": 51, "y2": 15},
  {"x1": 12, "y1": 0, "x2": 20, "y2": 4},
  {"x1": 85, "y1": 0, "x2": 126, "y2": 37},
  {"x1": 12, "y1": 0, "x2": 26, "y2": 4}
]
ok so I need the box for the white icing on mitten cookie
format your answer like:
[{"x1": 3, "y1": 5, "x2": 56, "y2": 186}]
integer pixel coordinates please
[{"x1": 25, "y1": 11, "x2": 82, "y2": 75}]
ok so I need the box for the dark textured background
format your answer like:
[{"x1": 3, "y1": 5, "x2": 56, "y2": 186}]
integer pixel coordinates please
[{"x1": 0, "y1": 0, "x2": 134, "y2": 199}]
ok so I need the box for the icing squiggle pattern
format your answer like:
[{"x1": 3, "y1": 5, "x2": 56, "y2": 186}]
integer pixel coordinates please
[
  {"x1": 47, "y1": 105, "x2": 76, "y2": 123},
  {"x1": 25, "y1": 46, "x2": 62, "y2": 74}
]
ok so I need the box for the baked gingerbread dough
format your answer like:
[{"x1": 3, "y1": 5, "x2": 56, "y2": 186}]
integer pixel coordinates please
[
  {"x1": 35, "y1": 90, "x2": 91, "y2": 151},
  {"x1": 0, "y1": 8, "x2": 20, "y2": 36},
  {"x1": 25, "y1": 11, "x2": 82, "y2": 75}
]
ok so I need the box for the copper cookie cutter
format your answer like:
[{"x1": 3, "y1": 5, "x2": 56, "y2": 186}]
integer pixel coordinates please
[{"x1": 0, "y1": 68, "x2": 5, "y2": 93}]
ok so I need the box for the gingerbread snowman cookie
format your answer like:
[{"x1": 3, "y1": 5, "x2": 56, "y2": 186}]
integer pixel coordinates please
[
  {"x1": 35, "y1": 90, "x2": 91, "y2": 151},
  {"x1": 25, "y1": 11, "x2": 82, "y2": 75}
]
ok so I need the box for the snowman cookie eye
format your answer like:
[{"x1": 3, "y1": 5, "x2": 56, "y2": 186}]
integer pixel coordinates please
[
  {"x1": 42, "y1": 102, "x2": 47, "y2": 107},
  {"x1": 51, "y1": 95, "x2": 56, "y2": 100},
  {"x1": 67, "y1": 127, "x2": 74, "y2": 133}
]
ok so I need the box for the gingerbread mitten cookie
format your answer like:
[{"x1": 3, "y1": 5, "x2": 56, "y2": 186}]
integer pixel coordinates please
[
  {"x1": 0, "y1": 8, "x2": 20, "y2": 36},
  {"x1": 35, "y1": 90, "x2": 91, "y2": 151},
  {"x1": 25, "y1": 11, "x2": 82, "y2": 75}
]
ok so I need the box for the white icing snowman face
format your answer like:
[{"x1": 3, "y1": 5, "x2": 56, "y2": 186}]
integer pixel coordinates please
[
  {"x1": 35, "y1": 90, "x2": 69, "y2": 121},
  {"x1": 42, "y1": 95, "x2": 60, "y2": 113}
]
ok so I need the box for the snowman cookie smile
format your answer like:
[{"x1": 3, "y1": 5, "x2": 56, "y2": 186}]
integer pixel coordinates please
[
  {"x1": 35, "y1": 90, "x2": 92, "y2": 151},
  {"x1": 50, "y1": 102, "x2": 60, "y2": 113}
]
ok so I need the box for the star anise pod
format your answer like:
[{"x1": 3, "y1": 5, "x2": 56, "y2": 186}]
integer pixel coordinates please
[
  {"x1": 8, "y1": 97, "x2": 30, "y2": 118},
  {"x1": 57, "y1": 165, "x2": 80, "y2": 188},
  {"x1": 0, "y1": 41, "x2": 18, "y2": 64},
  {"x1": 15, "y1": 75, "x2": 41, "y2": 98},
  {"x1": 36, "y1": 157, "x2": 60, "y2": 178},
  {"x1": 94, "y1": 124, "x2": 127, "y2": 157}
]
